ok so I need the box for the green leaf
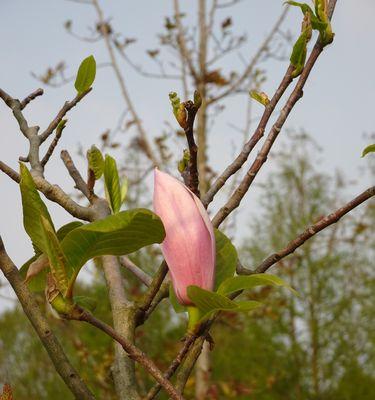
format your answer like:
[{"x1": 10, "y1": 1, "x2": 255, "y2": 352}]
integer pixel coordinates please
[
  {"x1": 286, "y1": 1, "x2": 327, "y2": 33},
  {"x1": 74, "y1": 55, "x2": 96, "y2": 93},
  {"x1": 104, "y1": 155, "x2": 121, "y2": 213},
  {"x1": 56, "y1": 221, "x2": 84, "y2": 240},
  {"x1": 290, "y1": 30, "x2": 309, "y2": 77},
  {"x1": 87, "y1": 145, "x2": 104, "y2": 179},
  {"x1": 20, "y1": 221, "x2": 84, "y2": 292},
  {"x1": 61, "y1": 209, "x2": 165, "y2": 282},
  {"x1": 286, "y1": 1, "x2": 314, "y2": 16},
  {"x1": 361, "y1": 144, "x2": 375, "y2": 158},
  {"x1": 120, "y1": 177, "x2": 128, "y2": 204},
  {"x1": 214, "y1": 229, "x2": 237, "y2": 290},
  {"x1": 217, "y1": 274, "x2": 298, "y2": 297},
  {"x1": 169, "y1": 283, "x2": 186, "y2": 313},
  {"x1": 187, "y1": 285, "x2": 262, "y2": 322},
  {"x1": 19, "y1": 163, "x2": 55, "y2": 253},
  {"x1": 19, "y1": 254, "x2": 48, "y2": 292},
  {"x1": 40, "y1": 216, "x2": 69, "y2": 295},
  {"x1": 249, "y1": 90, "x2": 270, "y2": 106}
]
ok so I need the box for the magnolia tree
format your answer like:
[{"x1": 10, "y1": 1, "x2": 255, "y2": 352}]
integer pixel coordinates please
[{"x1": 0, "y1": 1, "x2": 374, "y2": 399}]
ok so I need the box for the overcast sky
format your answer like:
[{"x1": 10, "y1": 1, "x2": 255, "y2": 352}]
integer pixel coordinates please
[{"x1": 0, "y1": 0, "x2": 374, "y2": 309}]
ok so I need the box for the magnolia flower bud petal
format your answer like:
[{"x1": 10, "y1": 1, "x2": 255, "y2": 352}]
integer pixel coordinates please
[{"x1": 153, "y1": 169, "x2": 216, "y2": 305}]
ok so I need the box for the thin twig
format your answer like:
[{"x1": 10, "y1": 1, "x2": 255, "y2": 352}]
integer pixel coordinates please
[
  {"x1": 202, "y1": 65, "x2": 294, "y2": 207},
  {"x1": 253, "y1": 186, "x2": 375, "y2": 273},
  {"x1": 183, "y1": 101, "x2": 200, "y2": 197},
  {"x1": 20, "y1": 88, "x2": 44, "y2": 109},
  {"x1": 173, "y1": 0, "x2": 199, "y2": 82},
  {"x1": 41, "y1": 120, "x2": 67, "y2": 166},
  {"x1": 77, "y1": 308, "x2": 184, "y2": 400},
  {"x1": 40, "y1": 88, "x2": 92, "y2": 143},
  {"x1": 137, "y1": 261, "x2": 169, "y2": 317},
  {"x1": 208, "y1": 6, "x2": 289, "y2": 105},
  {"x1": 212, "y1": 7, "x2": 337, "y2": 227},
  {"x1": 60, "y1": 150, "x2": 93, "y2": 201},
  {"x1": 91, "y1": 0, "x2": 159, "y2": 167},
  {"x1": 0, "y1": 159, "x2": 94, "y2": 221},
  {"x1": 120, "y1": 256, "x2": 152, "y2": 287},
  {"x1": 175, "y1": 337, "x2": 206, "y2": 393},
  {"x1": 144, "y1": 333, "x2": 197, "y2": 399}
]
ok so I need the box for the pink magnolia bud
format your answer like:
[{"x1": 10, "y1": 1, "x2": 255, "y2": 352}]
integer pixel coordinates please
[{"x1": 153, "y1": 169, "x2": 216, "y2": 305}]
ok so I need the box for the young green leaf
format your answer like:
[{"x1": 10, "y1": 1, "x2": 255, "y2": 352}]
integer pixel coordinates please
[
  {"x1": 217, "y1": 274, "x2": 298, "y2": 297},
  {"x1": 19, "y1": 254, "x2": 48, "y2": 292},
  {"x1": 104, "y1": 155, "x2": 122, "y2": 213},
  {"x1": 61, "y1": 209, "x2": 165, "y2": 283},
  {"x1": 74, "y1": 55, "x2": 96, "y2": 93},
  {"x1": 290, "y1": 29, "x2": 309, "y2": 77},
  {"x1": 286, "y1": 1, "x2": 314, "y2": 16},
  {"x1": 250, "y1": 90, "x2": 270, "y2": 106},
  {"x1": 87, "y1": 145, "x2": 104, "y2": 179},
  {"x1": 19, "y1": 163, "x2": 55, "y2": 253},
  {"x1": 20, "y1": 221, "x2": 84, "y2": 292},
  {"x1": 120, "y1": 177, "x2": 128, "y2": 204},
  {"x1": 214, "y1": 229, "x2": 237, "y2": 290},
  {"x1": 361, "y1": 144, "x2": 375, "y2": 158},
  {"x1": 187, "y1": 285, "x2": 262, "y2": 322},
  {"x1": 40, "y1": 216, "x2": 69, "y2": 296}
]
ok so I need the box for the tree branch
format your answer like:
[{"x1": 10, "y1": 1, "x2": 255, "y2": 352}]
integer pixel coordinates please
[
  {"x1": 202, "y1": 64, "x2": 294, "y2": 207},
  {"x1": 39, "y1": 88, "x2": 92, "y2": 143},
  {"x1": 120, "y1": 256, "x2": 152, "y2": 287},
  {"x1": 144, "y1": 333, "x2": 197, "y2": 399},
  {"x1": 253, "y1": 186, "x2": 375, "y2": 273},
  {"x1": 136, "y1": 261, "x2": 169, "y2": 324},
  {"x1": 20, "y1": 88, "x2": 44, "y2": 109},
  {"x1": 0, "y1": 237, "x2": 95, "y2": 400},
  {"x1": 41, "y1": 120, "x2": 67, "y2": 167},
  {"x1": 77, "y1": 308, "x2": 184, "y2": 400},
  {"x1": 208, "y1": 6, "x2": 289, "y2": 105},
  {"x1": 212, "y1": 6, "x2": 337, "y2": 227},
  {"x1": 183, "y1": 100, "x2": 200, "y2": 197},
  {"x1": 60, "y1": 150, "x2": 93, "y2": 201},
  {"x1": 173, "y1": 0, "x2": 199, "y2": 82},
  {"x1": 0, "y1": 160, "x2": 94, "y2": 221},
  {"x1": 91, "y1": 0, "x2": 159, "y2": 167}
]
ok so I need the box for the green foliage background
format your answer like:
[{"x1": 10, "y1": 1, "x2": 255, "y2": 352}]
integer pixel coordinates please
[{"x1": 0, "y1": 134, "x2": 374, "y2": 399}]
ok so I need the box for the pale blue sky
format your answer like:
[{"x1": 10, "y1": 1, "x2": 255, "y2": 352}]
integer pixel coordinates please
[{"x1": 0, "y1": 0, "x2": 374, "y2": 307}]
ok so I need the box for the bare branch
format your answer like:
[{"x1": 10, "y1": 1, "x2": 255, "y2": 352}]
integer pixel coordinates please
[
  {"x1": 173, "y1": 0, "x2": 199, "y2": 81},
  {"x1": 60, "y1": 150, "x2": 93, "y2": 201},
  {"x1": 0, "y1": 160, "x2": 94, "y2": 221},
  {"x1": 20, "y1": 88, "x2": 44, "y2": 109},
  {"x1": 183, "y1": 100, "x2": 201, "y2": 196},
  {"x1": 137, "y1": 261, "x2": 169, "y2": 317},
  {"x1": 41, "y1": 120, "x2": 67, "y2": 166},
  {"x1": 202, "y1": 65, "x2": 294, "y2": 207},
  {"x1": 212, "y1": 12, "x2": 337, "y2": 227},
  {"x1": 144, "y1": 333, "x2": 198, "y2": 399},
  {"x1": 92, "y1": 0, "x2": 159, "y2": 167},
  {"x1": 208, "y1": 6, "x2": 289, "y2": 105},
  {"x1": 0, "y1": 237, "x2": 95, "y2": 400},
  {"x1": 114, "y1": 46, "x2": 182, "y2": 80},
  {"x1": 253, "y1": 186, "x2": 375, "y2": 273},
  {"x1": 40, "y1": 88, "x2": 92, "y2": 143},
  {"x1": 175, "y1": 337, "x2": 205, "y2": 393},
  {"x1": 119, "y1": 256, "x2": 152, "y2": 287},
  {"x1": 76, "y1": 308, "x2": 184, "y2": 400}
]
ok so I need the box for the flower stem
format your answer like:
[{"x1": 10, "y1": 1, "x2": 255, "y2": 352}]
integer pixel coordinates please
[{"x1": 187, "y1": 306, "x2": 201, "y2": 332}]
